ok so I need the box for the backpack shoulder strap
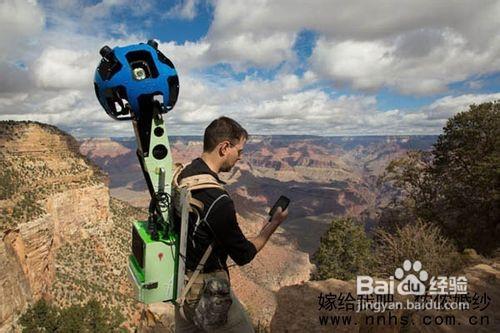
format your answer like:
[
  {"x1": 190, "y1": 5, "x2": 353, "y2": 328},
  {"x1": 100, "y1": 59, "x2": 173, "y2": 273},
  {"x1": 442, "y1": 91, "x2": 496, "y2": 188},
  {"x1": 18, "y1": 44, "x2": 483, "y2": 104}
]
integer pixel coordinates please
[
  {"x1": 176, "y1": 243, "x2": 213, "y2": 307},
  {"x1": 172, "y1": 163, "x2": 226, "y2": 213},
  {"x1": 176, "y1": 192, "x2": 229, "y2": 308},
  {"x1": 179, "y1": 174, "x2": 225, "y2": 191},
  {"x1": 172, "y1": 162, "x2": 184, "y2": 188},
  {"x1": 172, "y1": 163, "x2": 226, "y2": 192}
]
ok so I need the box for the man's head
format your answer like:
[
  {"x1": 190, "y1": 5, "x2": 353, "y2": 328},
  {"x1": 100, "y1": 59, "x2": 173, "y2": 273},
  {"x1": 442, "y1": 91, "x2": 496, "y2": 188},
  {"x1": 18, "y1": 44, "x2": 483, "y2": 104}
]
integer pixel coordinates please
[{"x1": 203, "y1": 117, "x2": 248, "y2": 172}]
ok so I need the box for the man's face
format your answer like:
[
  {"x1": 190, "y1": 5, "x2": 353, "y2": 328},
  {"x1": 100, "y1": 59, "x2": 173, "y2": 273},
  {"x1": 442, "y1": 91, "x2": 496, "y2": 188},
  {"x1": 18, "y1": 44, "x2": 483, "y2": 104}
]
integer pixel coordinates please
[{"x1": 219, "y1": 137, "x2": 245, "y2": 172}]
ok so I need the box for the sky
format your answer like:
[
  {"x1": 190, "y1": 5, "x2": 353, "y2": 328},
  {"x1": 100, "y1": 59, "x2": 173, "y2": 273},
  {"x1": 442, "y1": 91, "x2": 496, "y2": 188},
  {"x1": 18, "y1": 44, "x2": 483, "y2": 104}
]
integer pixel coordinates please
[{"x1": 1, "y1": 0, "x2": 500, "y2": 137}]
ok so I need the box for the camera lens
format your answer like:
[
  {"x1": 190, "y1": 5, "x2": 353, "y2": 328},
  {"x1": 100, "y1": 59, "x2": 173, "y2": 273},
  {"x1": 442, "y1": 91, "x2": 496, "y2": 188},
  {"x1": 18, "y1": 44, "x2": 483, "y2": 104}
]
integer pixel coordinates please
[{"x1": 133, "y1": 67, "x2": 147, "y2": 80}]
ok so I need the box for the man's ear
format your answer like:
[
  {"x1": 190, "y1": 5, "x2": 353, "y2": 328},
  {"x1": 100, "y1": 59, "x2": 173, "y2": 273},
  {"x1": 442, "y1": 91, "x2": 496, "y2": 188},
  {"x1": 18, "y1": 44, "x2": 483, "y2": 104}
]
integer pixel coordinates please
[{"x1": 219, "y1": 141, "x2": 230, "y2": 157}]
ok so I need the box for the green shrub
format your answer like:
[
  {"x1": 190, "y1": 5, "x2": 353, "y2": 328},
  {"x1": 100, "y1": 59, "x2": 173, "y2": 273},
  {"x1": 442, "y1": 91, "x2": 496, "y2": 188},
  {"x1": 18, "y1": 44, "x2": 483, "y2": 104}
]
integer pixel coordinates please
[
  {"x1": 374, "y1": 220, "x2": 463, "y2": 278},
  {"x1": 19, "y1": 298, "x2": 126, "y2": 332},
  {"x1": 19, "y1": 299, "x2": 60, "y2": 332},
  {"x1": 311, "y1": 217, "x2": 373, "y2": 280}
]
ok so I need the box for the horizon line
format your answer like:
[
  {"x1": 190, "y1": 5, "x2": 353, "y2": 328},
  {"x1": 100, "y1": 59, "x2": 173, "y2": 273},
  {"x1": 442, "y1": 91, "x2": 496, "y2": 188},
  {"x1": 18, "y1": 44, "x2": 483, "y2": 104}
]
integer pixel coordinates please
[{"x1": 76, "y1": 133, "x2": 441, "y2": 139}]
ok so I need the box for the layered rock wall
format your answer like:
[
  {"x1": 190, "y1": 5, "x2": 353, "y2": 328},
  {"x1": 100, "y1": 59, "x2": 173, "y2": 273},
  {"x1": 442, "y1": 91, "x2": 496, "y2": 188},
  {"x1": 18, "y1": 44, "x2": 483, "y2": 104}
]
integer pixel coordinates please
[
  {"x1": 0, "y1": 122, "x2": 111, "y2": 332},
  {"x1": 0, "y1": 185, "x2": 110, "y2": 331},
  {"x1": 0, "y1": 231, "x2": 32, "y2": 333}
]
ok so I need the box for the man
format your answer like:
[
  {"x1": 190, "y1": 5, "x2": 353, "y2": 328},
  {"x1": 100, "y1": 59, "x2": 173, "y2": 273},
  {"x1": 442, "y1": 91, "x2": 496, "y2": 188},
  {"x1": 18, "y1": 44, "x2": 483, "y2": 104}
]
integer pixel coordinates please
[{"x1": 174, "y1": 116, "x2": 288, "y2": 332}]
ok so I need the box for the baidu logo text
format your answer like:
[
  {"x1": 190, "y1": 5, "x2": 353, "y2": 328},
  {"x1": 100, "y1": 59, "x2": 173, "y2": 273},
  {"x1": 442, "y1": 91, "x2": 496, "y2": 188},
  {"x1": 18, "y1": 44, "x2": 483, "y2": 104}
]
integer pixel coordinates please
[{"x1": 356, "y1": 260, "x2": 467, "y2": 296}]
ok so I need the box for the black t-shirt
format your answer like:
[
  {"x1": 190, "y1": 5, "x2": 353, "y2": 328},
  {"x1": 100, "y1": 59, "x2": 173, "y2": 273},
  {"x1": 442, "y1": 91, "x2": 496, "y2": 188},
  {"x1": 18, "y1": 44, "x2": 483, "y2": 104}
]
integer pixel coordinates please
[{"x1": 177, "y1": 158, "x2": 257, "y2": 273}]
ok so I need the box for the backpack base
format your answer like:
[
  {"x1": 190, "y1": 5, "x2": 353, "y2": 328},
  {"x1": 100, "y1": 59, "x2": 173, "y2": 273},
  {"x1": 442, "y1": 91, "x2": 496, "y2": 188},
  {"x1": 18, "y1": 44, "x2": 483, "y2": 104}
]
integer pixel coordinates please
[{"x1": 127, "y1": 220, "x2": 179, "y2": 303}]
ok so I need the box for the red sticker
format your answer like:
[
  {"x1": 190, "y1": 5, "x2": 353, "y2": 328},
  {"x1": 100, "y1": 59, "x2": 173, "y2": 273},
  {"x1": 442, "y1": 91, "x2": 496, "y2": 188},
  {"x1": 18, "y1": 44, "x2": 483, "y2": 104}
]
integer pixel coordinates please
[{"x1": 158, "y1": 253, "x2": 164, "y2": 261}]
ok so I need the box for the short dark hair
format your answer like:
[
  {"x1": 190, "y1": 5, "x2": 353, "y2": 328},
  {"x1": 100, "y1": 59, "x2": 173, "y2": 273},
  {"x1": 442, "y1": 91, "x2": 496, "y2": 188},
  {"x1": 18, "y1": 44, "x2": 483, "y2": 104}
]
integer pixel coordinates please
[{"x1": 203, "y1": 117, "x2": 248, "y2": 152}]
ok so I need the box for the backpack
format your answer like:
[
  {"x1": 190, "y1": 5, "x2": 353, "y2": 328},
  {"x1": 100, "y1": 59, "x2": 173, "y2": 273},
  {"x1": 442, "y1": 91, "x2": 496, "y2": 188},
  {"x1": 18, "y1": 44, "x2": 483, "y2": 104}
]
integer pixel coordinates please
[{"x1": 171, "y1": 163, "x2": 229, "y2": 308}]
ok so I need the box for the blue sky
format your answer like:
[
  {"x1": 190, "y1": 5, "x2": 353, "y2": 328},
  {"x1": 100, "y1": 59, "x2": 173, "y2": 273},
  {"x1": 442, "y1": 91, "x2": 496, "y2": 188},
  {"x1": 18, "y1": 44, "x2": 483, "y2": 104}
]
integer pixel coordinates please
[{"x1": 1, "y1": 0, "x2": 500, "y2": 137}]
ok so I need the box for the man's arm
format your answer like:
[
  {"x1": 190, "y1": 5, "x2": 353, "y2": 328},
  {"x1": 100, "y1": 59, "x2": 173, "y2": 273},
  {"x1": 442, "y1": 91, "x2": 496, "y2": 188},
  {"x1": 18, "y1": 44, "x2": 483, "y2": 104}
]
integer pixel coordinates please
[
  {"x1": 208, "y1": 197, "x2": 258, "y2": 265},
  {"x1": 249, "y1": 207, "x2": 288, "y2": 252},
  {"x1": 207, "y1": 198, "x2": 288, "y2": 264}
]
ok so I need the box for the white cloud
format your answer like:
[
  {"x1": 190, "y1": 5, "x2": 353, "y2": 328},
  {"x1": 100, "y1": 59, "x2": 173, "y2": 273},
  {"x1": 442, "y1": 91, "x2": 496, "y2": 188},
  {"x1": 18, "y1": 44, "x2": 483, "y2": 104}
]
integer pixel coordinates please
[
  {"x1": 310, "y1": 29, "x2": 500, "y2": 95},
  {"x1": 0, "y1": 93, "x2": 29, "y2": 108},
  {"x1": 207, "y1": 32, "x2": 296, "y2": 69},
  {"x1": 39, "y1": 90, "x2": 84, "y2": 114},
  {"x1": 0, "y1": 0, "x2": 45, "y2": 59},
  {"x1": 159, "y1": 40, "x2": 211, "y2": 74},
  {"x1": 424, "y1": 93, "x2": 500, "y2": 120},
  {"x1": 34, "y1": 48, "x2": 98, "y2": 89},
  {"x1": 0, "y1": 88, "x2": 133, "y2": 137},
  {"x1": 0, "y1": 0, "x2": 46, "y2": 92},
  {"x1": 167, "y1": 0, "x2": 199, "y2": 20},
  {"x1": 311, "y1": 39, "x2": 394, "y2": 91},
  {"x1": 1, "y1": 0, "x2": 499, "y2": 138},
  {"x1": 2, "y1": 64, "x2": 499, "y2": 136},
  {"x1": 82, "y1": 0, "x2": 130, "y2": 21},
  {"x1": 160, "y1": 31, "x2": 296, "y2": 72},
  {"x1": 209, "y1": 0, "x2": 497, "y2": 43},
  {"x1": 163, "y1": 74, "x2": 500, "y2": 136},
  {"x1": 207, "y1": 0, "x2": 500, "y2": 94}
]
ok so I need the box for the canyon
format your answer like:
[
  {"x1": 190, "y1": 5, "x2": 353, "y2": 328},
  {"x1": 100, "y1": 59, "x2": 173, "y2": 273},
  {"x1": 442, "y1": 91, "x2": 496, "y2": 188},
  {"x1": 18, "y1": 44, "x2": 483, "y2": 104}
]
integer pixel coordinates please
[
  {"x1": 5, "y1": 121, "x2": 475, "y2": 332},
  {"x1": 80, "y1": 135, "x2": 436, "y2": 255}
]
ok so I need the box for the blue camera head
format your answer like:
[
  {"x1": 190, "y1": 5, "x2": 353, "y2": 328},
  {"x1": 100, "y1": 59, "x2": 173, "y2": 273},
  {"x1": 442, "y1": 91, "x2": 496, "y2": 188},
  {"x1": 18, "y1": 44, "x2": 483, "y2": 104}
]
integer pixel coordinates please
[{"x1": 94, "y1": 40, "x2": 179, "y2": 120}]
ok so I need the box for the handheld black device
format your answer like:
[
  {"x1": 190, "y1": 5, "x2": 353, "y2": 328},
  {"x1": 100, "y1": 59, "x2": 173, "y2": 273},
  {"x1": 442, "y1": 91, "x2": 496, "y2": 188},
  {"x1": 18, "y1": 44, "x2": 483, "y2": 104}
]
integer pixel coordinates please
[{"x1": 269, "y1": 195, "x2": 290, "y2": 221}]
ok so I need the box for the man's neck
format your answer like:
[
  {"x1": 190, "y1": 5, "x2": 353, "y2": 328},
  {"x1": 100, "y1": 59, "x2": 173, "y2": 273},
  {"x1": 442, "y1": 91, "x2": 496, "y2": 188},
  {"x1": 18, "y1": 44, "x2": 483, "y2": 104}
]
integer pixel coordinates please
[{"x1": 201, "y1": 153, "x2": 220, "y2": 174}]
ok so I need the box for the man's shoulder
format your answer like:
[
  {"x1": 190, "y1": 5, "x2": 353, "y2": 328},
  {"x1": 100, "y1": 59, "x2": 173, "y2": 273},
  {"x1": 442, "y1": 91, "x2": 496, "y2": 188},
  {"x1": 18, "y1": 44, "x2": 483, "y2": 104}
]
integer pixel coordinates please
[
  {"x1": 178, "y1": 159, "x2": 200, "y2": 180},
  {"x1": 178, "y1": 158, "x2": 226, "y2": 186},
  {"x1": 178, "y1": 158, "x2": 215, "y2": 179},
  {"x1": 192, "y1": 186, "x2": 232, "y2": 204}
]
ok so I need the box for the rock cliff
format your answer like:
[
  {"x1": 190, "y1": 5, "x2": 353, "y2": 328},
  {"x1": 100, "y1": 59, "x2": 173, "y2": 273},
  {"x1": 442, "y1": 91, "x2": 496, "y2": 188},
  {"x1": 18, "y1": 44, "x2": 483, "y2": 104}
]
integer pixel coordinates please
[
  {"x1": 0, "y1": 121, "x2": 112, "y2": 331},
  {"x1": 1, "y1": 122, "x2": 313, "y2": 332},
  {"x1": 270, "y1": 255, "x2": 500, "y2": 332}
]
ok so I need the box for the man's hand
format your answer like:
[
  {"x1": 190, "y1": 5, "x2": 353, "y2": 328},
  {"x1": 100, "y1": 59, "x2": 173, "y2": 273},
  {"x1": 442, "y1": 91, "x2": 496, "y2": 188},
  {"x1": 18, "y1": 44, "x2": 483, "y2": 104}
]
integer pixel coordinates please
[
  {"x1": 270, "y1": 206, "x2": 288, "y2": 225},
  {"x1": 261, "y1": 207, "x2": 288, "y2": 232},
  {"x1": 251, "y1": 207, "x2": 289, "y2": 252}
]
